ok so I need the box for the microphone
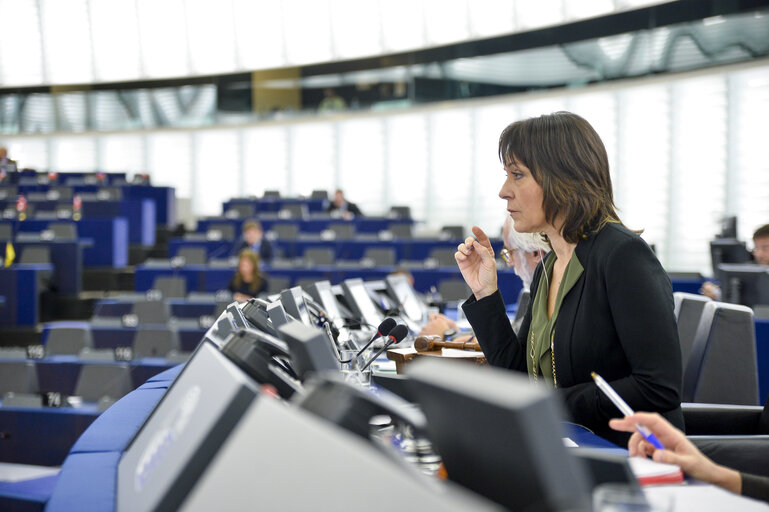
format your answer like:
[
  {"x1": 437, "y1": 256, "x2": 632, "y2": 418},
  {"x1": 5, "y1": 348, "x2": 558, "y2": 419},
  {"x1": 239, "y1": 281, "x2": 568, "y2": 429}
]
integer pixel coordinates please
[
  {"x1": 354, "y1": 318, "x2": 397, "y2": 358},
  {"x1": 359, "y1": 324, "x2": 409, "y2": 372}
]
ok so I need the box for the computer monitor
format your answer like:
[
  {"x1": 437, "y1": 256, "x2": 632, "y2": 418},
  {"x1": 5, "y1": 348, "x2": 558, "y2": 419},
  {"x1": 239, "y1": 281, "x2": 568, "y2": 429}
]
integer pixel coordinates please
[
  {"x1": 711, "y1": 239, "x2": 750, "y2": 275},
  {"x1": 305, "y1": 280, "x2": 346, "y2": 329},
  {"x1": 406, "y1": 358, "x2": 591, "y2": 512},
  {"x1": 717, "y1": 216, "x2": 738, "y2": 239},
  {"x1": 341, "y1": 278, "x2": 384, "y2": 329},
  {"x1": 117, "y1": 341, "x2": 262, "y2": 512},
  {"x1": 717, "y1": 264, "x2": 769, "y2": 309},
  {"x1": 277, "y1": 320, "x2": 339, "y2": 380},
  {"x1": 177, "y1": 391, "x2": 498, "y2": 511},
  {"x1": 280, "y1": 286, "x2": 312, "y2": 326},
  {"x1": 385, "y1": 274, "x2": 426, "y2": 322},
  {"x1": 240, "y1": 298, "x2": 280, "y2": 337}
]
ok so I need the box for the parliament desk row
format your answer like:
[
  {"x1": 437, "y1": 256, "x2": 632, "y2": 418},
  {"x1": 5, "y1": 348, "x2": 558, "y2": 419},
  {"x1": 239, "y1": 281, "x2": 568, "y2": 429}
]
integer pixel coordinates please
[
  {"x1": 6, "y1": 218, "x2": 128, "y2": 267},
  {"x1": 169, "y1": 237, "x2": 493, "y2": 262},
  {"x1": 1, "y1": 179, "x2": 173, "y2": 229},
  {"x1": 196, "y1": 215, "x2": 414, "y2": 236},
  {"x1": 223, "y1": 197, "x2": 327, "y2": 214},
  {"x1": 1, "y1": 198, "x2": 156, "y2": 246},
  {"x1": 3, "y1": 171, "x2": 127, "y2": 184},
  {"x1": 0, "y1": 356, "x2": 177, "y2": 398},
  {"x1": 93, "y1": 297, "x2": 219, "y2": 320},
  {"x1": 9, "y1": 240, "x2": 83, "y2": 294},
  {"x1": 0, "y1": 265, "x2": 52, "y2": 326},
  {"x1": 133, "y1": 263, "x2": 522, "y2": 300},
  {"x1": 42, "y1": 321, "x2": 206, "y2": 355}
]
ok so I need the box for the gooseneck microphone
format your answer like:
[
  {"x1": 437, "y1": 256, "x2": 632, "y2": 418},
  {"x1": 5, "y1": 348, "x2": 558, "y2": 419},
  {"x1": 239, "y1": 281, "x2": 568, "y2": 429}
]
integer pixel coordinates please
[
  {"x1": 359, "y1": 324, "x2": 409, "y2": 371},
  {"x1": 355, "y1": 318, "x2": 397, "y2": 357}
]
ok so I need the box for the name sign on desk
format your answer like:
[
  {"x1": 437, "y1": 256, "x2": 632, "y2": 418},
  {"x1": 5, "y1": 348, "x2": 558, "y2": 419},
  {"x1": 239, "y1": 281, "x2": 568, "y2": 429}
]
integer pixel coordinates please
[
  {"x1": 27, "y1": 344, "x2": 45, "y2": 359},
  {"x1": 115, "y1": 346, "x2": 134, "y2": 362}
]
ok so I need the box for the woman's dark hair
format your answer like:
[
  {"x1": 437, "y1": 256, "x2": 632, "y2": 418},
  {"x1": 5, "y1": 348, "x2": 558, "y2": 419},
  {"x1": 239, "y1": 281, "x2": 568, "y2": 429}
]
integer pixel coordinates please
[
  {"x1": 498, "y1": 111, "x2": 621, "y2": 243},
  {"x1": 234, "y1": 249, "x2": 262, "y2": 293}
]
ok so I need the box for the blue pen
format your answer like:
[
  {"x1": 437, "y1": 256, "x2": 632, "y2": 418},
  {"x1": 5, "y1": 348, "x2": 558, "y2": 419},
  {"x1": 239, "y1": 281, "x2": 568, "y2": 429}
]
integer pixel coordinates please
[{"x1": 591, "y1": 372, "x2": 665, "y2": 450}]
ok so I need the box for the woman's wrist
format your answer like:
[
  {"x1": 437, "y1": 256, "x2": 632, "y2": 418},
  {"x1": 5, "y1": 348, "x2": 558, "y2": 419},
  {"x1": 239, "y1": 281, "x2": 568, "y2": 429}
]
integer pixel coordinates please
[
  {"x1": 710, "y1": 464, "x2": 742, "y2": 494},
  {"x1": 473, "y1": 287, "x2": 498, "y2": 301}
]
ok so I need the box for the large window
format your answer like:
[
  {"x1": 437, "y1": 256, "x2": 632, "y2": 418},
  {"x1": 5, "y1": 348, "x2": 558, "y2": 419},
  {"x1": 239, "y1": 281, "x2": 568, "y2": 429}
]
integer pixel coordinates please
[{"x1": 4, "y1": 61, "x2": 768, "y2": 273}]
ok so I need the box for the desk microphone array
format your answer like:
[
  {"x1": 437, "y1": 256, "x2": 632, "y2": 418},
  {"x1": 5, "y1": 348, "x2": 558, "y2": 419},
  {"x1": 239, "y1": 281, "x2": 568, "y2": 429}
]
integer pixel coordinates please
[
  {"x1": 341, "y1": 317, "x2": 396, "y2": 364},
  {"x1": 359, "y1": 324, "x2": 409, "y2": 371}
]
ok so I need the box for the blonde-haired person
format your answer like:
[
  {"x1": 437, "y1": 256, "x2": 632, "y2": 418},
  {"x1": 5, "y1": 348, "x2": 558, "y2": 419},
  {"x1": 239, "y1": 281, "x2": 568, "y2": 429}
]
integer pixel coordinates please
[{"x1": 228, "y1": 249, "x2": 268, "y2": 303}]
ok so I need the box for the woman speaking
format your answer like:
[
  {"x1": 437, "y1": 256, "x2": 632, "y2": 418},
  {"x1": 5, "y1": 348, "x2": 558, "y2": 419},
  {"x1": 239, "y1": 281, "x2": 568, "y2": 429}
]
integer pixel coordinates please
[{"x1": 456, "y1": 112, "x2": 683, "y2": 445}]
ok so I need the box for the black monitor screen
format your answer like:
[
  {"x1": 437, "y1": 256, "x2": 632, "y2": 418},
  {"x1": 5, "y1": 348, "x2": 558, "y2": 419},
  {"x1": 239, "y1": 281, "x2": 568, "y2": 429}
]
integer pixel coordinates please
[
  {"x1": 306, "y1": 280, "x2": 345, "y2": 329},
  {"x1": 280, "y1": 287, "x2": 312, "y2": 326},
  {"x1": 385, "y1": 274, "x2": 424, "y2": 321},
  {"x1": 341, "y1": 278, "x2": 383, "y2": 328},
  {"x1": 718, "y1": 263, "x2": 769, "y2": 309},
  {"x1": 406, "y1": 358, "x2": 591, "y2": 512},
  {"x1": 711, "y1": 239, "x2": 750, "y2": 275},
  {"x1": 277, "y1": 320, "x2": 339, "y2": 380}
]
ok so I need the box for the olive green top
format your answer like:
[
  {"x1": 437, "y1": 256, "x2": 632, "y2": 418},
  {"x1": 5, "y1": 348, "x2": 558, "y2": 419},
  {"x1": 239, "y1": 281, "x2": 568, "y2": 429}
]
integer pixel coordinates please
[{"x1": 526, "y1": 251, "x2": 584, "y2": 387}]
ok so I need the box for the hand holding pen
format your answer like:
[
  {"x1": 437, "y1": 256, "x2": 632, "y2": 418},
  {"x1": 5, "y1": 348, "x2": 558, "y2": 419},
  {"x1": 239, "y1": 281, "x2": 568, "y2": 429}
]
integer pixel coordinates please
[{"x1": 591, "y1": 372, "x2": 664, "y2": 450}]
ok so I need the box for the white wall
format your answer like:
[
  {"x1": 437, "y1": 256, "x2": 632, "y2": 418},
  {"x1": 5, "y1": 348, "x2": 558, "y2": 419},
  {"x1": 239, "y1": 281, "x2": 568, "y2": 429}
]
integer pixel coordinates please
[{"x1": 4, "y1": 59, "x2": 769, "y2": 274}]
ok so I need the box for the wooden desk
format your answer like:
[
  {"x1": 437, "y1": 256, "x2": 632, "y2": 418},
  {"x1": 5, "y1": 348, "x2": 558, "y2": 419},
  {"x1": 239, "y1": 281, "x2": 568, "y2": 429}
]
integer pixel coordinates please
[{"x1": 386, "y1": 347, "x2": 486, "y2": 374}]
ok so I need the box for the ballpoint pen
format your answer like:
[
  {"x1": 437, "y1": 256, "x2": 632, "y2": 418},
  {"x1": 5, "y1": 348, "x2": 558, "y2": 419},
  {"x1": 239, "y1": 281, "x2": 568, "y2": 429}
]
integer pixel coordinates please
[{"x1": 591, "y1": 371, "x2": 665, "y2": 450}]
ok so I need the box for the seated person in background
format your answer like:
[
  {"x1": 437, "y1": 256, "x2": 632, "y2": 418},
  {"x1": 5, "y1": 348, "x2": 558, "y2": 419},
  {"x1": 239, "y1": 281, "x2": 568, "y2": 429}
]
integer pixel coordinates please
[
  {"x1": 610, "y1": 412, "x2": 769, "y2": 504},
  {"x1": 326, "y1": 189, "x2": 362, "y2": 220},
  {"x1": 701, "y1": 223, "x2": 769, "y2": 300},
  {"x1": 228, "y1": 249, "x2": 268, "y2": 302},
  {"x1": 0, "y1": 146, "x2": 17, "y2": 174},
  {"x1": 232, "y1": 220, "x2": 274, "y2": 263},
  {"x1": 418, "y1": 214, "x2": 548, "y2": 337}
]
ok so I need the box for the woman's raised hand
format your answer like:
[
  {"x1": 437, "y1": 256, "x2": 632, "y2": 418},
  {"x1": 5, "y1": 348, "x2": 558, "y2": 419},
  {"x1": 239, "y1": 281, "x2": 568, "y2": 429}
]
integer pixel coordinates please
[{"x1": 455, "y1": 226, "x2": 498, "y2": 300}]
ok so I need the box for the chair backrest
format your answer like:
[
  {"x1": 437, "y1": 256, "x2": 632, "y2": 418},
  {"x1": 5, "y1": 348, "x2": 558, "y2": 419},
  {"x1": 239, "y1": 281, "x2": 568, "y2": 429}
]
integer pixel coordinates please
[
  {"x1": 310, "y1": 190, "x2": 328, "y2": 200},
  {"x1": 263, "y1": 190, "x2": 281, "y2": 198},
  {"x1": 177, "y1": 247, "x2": 207, "y2": 265},
  {"x1": 389, "y1": 223, "x2": 412, "y2": 239},
  {"x1": 266, "y1": 276, "x2": 291, "y2": 294},
  {"x1": 429, "y1": 248, "x2": 457, "y2": 267},
  {"x1": 279, "y1": 204, "x2": 307, "y2": 219},
  {"x1": 441, "y1": 225, "x2": 465, "y2": 240},
  {"x1": 20, "y1": 245, "x2": 51, "y2": 264},
  {"x1": 0, "y1": 223, "x2": 13, "y2": 240},
  {"x1": 45, "y1": 324, "x2": 93, "y2": 355},
  {"x1": 272, "y1": 224, "x2": 299, "y2": 240},
  {"x1": 48, "y1": 222, "x2": 77, "y2": 240},
  {"x1": 389, "y1": 206, "x2": 411, "y2": 219},
  {"x1": 329, "y1": 223, "x2": 354, "y2": 240},
  {"x1": 206, "y1": 223, "x2": 235, "y2": 241},
  {"x1": 226, "y1": 204, "x2": 254, "y2": 218},
  {"x1": 683, "y1": 301, "x2": 759, "y2": 405},
  {"x1": 304, "y1": 248, "x2": 335, "y2": 265},
  {"x1": 133, "y1": 327, "x2": 180, "y2": 358},
  {"x1": 132, "y1": 299, "x2": 172, "y2": 324},
  {"x1": 438, "y1": 279, "x2": 471, "y2": 302},
  {"x1": 0, "y1": 361, "x2": 38, "y2": 394},
  {"x1": 364, "y1": 247, "x2": 396, "y2": 266},
  {"x1": 74, "y1": 364, "x2": 132, "y2": 402},
  {"x1": 673, "y1": 292, "x2": 711, "y2": 367},
  {"x1": 152, "y1": 276, "x2": 187, "y2": 298}
]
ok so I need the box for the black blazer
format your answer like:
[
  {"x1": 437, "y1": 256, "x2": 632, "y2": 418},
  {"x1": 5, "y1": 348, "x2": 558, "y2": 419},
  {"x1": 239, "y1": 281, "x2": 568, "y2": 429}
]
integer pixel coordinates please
[
  {"x1": 326, "y1": 201, "x2": 362, "y2": 217},
  {"x1": 463, "y1": 223, "x2": 683, "y2": 446}
]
